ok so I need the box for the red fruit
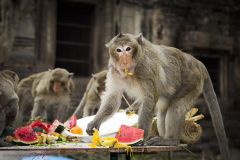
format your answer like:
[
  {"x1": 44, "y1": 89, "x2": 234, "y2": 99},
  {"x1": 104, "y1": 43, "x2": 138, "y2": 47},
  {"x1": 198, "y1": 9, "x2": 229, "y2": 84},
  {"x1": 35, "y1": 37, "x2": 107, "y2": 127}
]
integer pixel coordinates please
[
  {"x1": 31, "y1": 120, "x2": 49, "y2": 133},
  {"x1": 48, "y1": 120, "x2": 63, "y2": 134},
  {"x1": 13, "y1": 126, "x2": 38, "y2": 144},
  {"x1": 115, "y1": 125, "x2": 144, "y2": 145},
  {"x1": 66, "y1": 115, "x2": 77, "y2": 129}
]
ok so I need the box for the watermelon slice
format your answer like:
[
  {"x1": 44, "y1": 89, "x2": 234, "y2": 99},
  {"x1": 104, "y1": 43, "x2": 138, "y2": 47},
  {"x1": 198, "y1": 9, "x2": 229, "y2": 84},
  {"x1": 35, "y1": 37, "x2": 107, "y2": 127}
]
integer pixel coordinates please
[
  {"x1": 65, "y1": 115, "x2": 77, "y2": 129},
  {"x1": 13, "y1": 126, "x2": 38, "y2": 145},
  {"x1": 30, "y1": 120, "x2": 50, "y2": 133},
  {"x1": 48, "y1": 120, "x2": 65, "y2": 134},
  {"x1": 115, "y1": 125, "x2": 144, "y2": 145}
]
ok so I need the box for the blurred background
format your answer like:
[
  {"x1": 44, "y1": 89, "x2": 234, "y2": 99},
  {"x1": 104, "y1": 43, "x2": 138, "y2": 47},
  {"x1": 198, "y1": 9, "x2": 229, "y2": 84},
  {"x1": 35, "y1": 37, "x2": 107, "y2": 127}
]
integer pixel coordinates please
[{"x1": 0, "y1": 0, "x2": 240, "y2": 159}]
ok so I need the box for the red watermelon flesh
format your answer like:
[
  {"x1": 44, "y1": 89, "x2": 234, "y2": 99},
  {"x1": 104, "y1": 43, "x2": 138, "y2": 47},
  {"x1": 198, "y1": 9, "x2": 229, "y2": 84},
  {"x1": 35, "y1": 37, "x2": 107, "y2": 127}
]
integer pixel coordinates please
[
  {"x1": 65, "y1": 115, "x2": 77, "y2": 129},
  {"x1": 48, "y1": 120, "x2": 61, "y2": 133},
  {"x1": 115, "y1": 125, "x2": 144, "y2": 145},
  {"x1": 30, "y1": 120, "x2": 49, "y2": 133},
  {"x1": 14, "y1": 126, "x2": 38, "y2": 144}
]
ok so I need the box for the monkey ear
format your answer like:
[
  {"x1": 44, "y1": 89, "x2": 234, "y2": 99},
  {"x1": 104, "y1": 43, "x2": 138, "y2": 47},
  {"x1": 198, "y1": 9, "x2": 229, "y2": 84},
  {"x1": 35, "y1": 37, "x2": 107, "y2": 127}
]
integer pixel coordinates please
[
  {"x1": 68, "y1": 73, "x2": 74, "y2": 78},
  {"x1": 116, "y1": 33, "x2": 123, "y2": 38},
  {"x1": 105, "y1": 33, "x2": 123, "y2": 48},
  {"x1": 137, "y1": 33, "x2": 143, "y2": 45},
  {"x1": 105, "y1": 42, "x2": 110, "y2": 48},
  {"x1": 92, "y1": 74, "x2": 97, "y2": 80}
]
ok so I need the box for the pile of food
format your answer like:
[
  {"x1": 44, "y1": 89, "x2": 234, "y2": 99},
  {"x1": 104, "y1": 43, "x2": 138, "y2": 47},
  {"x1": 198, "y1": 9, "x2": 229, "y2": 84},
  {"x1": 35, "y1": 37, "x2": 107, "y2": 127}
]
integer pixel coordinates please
[
  {"x1": 89, "y1": 125, "x2": 144, "y2": 148},
  {"x1": 4, "y1": 109, "x2": 204, "y2": 147},
  {"x1": 5, "y1": 115, "x2": 83, "y2": 145}
]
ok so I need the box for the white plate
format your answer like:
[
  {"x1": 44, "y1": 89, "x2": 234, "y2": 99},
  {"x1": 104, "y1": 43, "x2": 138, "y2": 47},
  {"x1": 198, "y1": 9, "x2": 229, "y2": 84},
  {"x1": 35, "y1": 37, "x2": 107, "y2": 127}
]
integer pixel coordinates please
[{"x1": 63, "y1": 112, "x2": 138, "y2": 142}]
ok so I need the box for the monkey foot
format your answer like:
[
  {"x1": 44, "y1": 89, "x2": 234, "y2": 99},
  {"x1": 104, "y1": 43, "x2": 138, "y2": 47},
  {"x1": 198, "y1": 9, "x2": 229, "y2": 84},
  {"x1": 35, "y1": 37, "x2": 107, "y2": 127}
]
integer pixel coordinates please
[{"x1": 144, "y1": 136, "x2": 179, "y2": 146}]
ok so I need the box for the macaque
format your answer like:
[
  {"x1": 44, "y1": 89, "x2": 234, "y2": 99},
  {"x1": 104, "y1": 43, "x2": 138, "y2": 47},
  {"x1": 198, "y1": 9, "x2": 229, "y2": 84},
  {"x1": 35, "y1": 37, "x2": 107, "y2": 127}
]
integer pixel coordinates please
[
  {"x1": 73, "y1": 70, "x2": 134, "y2": 118},
  {"x1": 0, "y1": 70, "x2": 19, "y2": 146},
  {"x1": 73, "y1": 70, "x2": 108, "y2": 118},
  {"x1": 86, "y1": 33, "x2": 230, "y2": 160},
  {"x1": 18, "y1": 68, "x2": 74, "y2": 124}
]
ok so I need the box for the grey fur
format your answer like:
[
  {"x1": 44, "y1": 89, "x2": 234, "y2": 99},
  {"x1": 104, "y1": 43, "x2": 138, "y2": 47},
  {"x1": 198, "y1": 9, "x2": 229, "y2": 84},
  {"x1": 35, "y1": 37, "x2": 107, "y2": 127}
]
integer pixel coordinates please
[
  {"x1": 86, "y1": 33, "x2": 230, "y2": 160},
  {"x1": 73, "y1": 70, "x2": 133, "y2": 118},
  {"x1": 73, "y1": 70, "x2": 107, "y2": 118},
  {"x1": 17, "y1": 68, "x2": 74, "y2": 124},
  {"x1": 0, "y1": 70, "x2": 19, "y2": 146}
]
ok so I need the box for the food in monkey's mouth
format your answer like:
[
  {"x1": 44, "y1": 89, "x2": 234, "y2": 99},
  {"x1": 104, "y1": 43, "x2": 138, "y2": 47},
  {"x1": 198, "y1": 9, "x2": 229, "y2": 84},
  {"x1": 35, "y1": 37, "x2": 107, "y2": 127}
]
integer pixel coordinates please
[{"x1": 124, "y1": 68, "x2": 133, "y2": 76}]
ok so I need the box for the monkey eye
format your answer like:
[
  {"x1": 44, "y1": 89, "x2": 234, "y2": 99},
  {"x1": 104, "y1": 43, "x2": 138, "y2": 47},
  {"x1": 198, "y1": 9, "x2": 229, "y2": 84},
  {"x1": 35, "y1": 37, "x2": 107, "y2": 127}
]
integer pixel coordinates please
[
  {"x1": 126, "y1": 47, "x2": 131, "y2": 51},
  {"x1": 116, "y1": 48, "x2": 122, "y2": 52}
]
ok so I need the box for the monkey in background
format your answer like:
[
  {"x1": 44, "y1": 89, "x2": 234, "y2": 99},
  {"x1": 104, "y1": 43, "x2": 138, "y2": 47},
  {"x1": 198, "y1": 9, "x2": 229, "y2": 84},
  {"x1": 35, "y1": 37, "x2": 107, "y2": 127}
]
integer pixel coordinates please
[
  {"x1": 73, "y1": 70, "x2": 135, "y2": 118},
  {"x1": 17, "y1": 68, "x2": 74, "y2": 124},
  {"x1": 73, "y1": 70, "x2": 107, "y2": 118},
  {"x1": 86, "y1": 33, "x2": 230, "y2": 160},
  {"x1": 0, "y1": 70, "x2": 19, "y2": 146}
]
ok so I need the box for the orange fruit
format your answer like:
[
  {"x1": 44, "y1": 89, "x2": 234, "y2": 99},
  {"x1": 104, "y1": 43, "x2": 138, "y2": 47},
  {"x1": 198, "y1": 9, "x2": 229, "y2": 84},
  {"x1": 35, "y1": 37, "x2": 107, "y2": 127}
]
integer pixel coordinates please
[{"x1": 70, "y1": 126, "x2": 83, "y2": 135}]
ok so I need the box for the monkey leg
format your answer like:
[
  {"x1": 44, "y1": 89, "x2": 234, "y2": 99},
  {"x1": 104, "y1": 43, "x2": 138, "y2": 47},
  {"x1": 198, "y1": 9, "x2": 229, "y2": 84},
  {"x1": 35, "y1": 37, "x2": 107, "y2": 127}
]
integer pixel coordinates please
[
  {"x1": 31, "y1": 99, "x2": 47, "y2": 120},
  {"x1": 156, "y1": 97, "x2": 169, "y2": 138},
  {"x1": 56, "y1": 103, "x2": 70, "y2": 122},
  {"x1": 138, "y1": 96, "x2": 155, "y2": 139}
]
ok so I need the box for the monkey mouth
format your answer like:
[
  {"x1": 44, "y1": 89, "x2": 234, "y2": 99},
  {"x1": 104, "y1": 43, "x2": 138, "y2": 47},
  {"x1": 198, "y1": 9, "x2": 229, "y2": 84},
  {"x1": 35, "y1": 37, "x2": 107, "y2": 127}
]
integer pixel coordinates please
[{"x1": 121, "y1": 66, "x2": 135, "y2": 76}]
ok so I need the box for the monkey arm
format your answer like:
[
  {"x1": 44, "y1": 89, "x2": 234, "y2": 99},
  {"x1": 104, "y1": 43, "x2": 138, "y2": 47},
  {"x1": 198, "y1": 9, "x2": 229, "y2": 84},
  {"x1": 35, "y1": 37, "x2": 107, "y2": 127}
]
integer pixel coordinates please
[
  {"x1": 31, "y1": 98, "x2": 46, "y2": 119},
  {"x1": 73, "y1": 93, "x2": 87, "y2": 118},
  {"x1": 86, "y1": 90, "x2": 123, "y2": 135}
]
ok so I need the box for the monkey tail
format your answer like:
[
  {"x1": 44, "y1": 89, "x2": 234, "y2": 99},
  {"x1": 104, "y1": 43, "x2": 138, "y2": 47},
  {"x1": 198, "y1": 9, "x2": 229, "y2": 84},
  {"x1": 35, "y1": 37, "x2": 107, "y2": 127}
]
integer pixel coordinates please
[{"x1": 203, "y1": 75, "x2": 230, "y2": 160}]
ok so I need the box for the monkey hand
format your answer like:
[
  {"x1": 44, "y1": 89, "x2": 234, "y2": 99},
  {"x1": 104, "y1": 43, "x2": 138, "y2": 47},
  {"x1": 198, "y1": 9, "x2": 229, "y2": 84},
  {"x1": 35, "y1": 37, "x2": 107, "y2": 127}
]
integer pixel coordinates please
[{"x1": 86, "y1": 120, "x2": 100, "y2": 135}]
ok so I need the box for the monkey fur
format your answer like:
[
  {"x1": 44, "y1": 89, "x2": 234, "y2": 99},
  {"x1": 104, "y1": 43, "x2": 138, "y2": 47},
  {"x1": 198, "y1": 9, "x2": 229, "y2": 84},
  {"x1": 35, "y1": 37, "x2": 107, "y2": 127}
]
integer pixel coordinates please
[
  {"x1": 86, "y1": 33, "x2": 230, "y2": 160},
  {"x1": 73, "y1": 70, "x2": 134, "y2": 118},
  {"x1": 17, "y1": 68, "x2": 74, "y2": 124},
  {"x1": 73, "y1": 70, "x2": 108, "y2": 118},
  {"x1": 0, "y1": 70, "x2": 19, "y2": 146}
]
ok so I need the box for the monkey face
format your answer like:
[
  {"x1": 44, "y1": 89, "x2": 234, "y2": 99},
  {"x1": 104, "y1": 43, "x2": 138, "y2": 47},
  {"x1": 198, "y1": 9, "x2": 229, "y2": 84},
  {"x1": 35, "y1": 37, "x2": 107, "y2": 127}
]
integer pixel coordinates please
[
  {"x1": 49, "y1": 68, "x2": 74, "y2": 94},
  {"x1": 51, "y1": 80, "x2": 65, "y2": 94},
  {"x1": 114, "y1": 45, "x2": 135, "y2": 70},
  {"x1": 105, "y1": 33, "x2": 143, "y2": 72}
]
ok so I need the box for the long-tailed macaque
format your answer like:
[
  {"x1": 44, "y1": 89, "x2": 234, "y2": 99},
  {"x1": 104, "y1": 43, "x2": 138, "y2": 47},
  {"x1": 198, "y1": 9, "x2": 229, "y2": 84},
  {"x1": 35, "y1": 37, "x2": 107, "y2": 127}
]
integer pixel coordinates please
[
  {"x1": 18, "y1": 68, "x2": 74, "y2": 124},
  {"x1": 73, "y1": 70, "x2": 135, "y2": 118},
  {"x1": 0, "y1": 70, "x2": 19, "y2": 146},
  {"x1": 86, "y1": 33, "x2": 230, "y2": 160},
  {"x1": 73, "y1": 70, "x2": 108, "y2": 118}
]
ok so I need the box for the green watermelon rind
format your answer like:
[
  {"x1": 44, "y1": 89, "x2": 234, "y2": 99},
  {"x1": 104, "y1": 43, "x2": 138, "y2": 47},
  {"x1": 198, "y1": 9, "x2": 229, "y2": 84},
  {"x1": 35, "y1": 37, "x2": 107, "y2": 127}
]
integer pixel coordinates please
[
  {"x1": 12, "y1": 138, "x2": 39, "y2": 145},
  {"x1": 118, "y1": 138, "x2": 144, "y2": 145}
]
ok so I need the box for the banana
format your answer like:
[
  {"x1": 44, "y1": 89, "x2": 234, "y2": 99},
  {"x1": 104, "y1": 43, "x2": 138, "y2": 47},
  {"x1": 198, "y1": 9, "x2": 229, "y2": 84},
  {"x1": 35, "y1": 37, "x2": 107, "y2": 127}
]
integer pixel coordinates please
[{"x1": 100, "y1": 138, "x2": 117, "y2": 147}]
